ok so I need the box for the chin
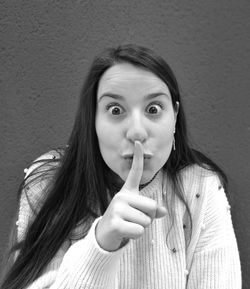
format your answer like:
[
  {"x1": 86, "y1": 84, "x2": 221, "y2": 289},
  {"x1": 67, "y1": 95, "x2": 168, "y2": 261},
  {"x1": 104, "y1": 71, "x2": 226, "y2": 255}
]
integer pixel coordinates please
[
  {"x1": 140, "y1": 171, "x2": 158, "y2": 184},
  {"x1": 140, "y1": 172, "x2": 151, "y2": 185},
  {"x1": 119, "y1": 169, "x2": 157, "y2": 186}
]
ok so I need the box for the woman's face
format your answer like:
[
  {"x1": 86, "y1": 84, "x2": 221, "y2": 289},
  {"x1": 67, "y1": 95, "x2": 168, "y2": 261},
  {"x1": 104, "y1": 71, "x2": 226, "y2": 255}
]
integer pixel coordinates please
[{"x1": 95, "y1": 63, "x2": 178, "y2": 185}]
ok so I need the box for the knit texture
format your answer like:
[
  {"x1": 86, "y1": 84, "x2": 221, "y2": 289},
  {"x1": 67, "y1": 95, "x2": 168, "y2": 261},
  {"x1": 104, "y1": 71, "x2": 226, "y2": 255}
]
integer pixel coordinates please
[{"x1": 16, "y1": 152, "x2": 242, "y2": 289}]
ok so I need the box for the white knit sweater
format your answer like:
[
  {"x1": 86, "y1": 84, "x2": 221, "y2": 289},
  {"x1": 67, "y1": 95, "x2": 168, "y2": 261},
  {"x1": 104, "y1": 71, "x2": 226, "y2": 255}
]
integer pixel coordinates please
[{"x1": 16, "y1": 152, "x2": 241, "y2": 289}]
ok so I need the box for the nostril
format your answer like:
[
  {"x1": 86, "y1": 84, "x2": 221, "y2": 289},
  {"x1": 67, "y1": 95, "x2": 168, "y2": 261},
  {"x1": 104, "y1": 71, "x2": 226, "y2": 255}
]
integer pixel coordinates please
[{"x1": 126, "y1": 126, "x2": 148, "y2": 143}]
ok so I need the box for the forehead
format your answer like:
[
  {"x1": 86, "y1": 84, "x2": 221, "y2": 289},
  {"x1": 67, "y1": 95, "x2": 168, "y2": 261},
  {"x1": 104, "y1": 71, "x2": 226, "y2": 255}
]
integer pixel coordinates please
[{"x1": 97, "y1": 63, "x2": 170, "y2": 98}]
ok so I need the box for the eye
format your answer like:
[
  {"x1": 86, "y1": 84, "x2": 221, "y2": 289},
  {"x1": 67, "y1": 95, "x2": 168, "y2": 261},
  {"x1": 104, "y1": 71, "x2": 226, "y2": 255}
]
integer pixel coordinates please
[
  {"x1": 106, "y1": 103, "x2": 124, "y2": 115},
  {"x1": 146, "y1": 102, "x2": 163, "y2": 114}
]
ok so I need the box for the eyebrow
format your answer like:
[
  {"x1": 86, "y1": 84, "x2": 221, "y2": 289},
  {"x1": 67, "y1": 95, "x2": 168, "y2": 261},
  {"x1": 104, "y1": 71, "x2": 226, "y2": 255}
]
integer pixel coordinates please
[{"x1": 98, "y1": 92, "x2": 170, "y2": 102}]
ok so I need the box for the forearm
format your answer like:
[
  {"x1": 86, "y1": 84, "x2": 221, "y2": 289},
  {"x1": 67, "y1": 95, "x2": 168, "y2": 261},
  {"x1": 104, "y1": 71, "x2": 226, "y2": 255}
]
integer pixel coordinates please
[{"x1": 26, "y1": 217, "x2": 127, "y2": 289}]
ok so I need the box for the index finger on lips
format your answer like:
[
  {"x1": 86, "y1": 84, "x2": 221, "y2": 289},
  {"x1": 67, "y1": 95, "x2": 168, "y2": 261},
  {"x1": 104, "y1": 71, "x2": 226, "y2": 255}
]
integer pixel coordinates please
[{"x1": 123, "y1": 140, "x2": 144, "y2": 192}]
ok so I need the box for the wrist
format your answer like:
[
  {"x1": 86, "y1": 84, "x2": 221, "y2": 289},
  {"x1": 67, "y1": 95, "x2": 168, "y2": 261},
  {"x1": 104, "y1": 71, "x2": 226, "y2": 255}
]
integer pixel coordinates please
[{"x1": 95, "y1": 220, "x2": 122, "y2": 252}]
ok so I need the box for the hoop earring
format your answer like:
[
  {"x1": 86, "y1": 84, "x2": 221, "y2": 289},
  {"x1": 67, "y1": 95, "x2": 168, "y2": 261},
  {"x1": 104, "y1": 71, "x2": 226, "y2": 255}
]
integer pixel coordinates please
[{"x1": 173, "y1": 135, "x2": 176, "y2": 151}]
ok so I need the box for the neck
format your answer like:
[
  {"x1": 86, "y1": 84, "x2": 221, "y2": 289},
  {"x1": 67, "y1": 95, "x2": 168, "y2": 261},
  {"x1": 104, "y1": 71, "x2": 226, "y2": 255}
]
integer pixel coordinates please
[
  {"x1": 105, "y1": 169, "x2": 159, "y2": 193},
  {"x1": 138, "y1": 172, "x2": 158, "y2": 190}
]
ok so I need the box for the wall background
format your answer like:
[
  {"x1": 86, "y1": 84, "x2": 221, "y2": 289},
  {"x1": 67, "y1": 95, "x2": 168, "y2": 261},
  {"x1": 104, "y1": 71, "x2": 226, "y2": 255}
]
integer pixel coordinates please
[{"x1": 0, "y1": 0, "x2": 249, "y2": 287}]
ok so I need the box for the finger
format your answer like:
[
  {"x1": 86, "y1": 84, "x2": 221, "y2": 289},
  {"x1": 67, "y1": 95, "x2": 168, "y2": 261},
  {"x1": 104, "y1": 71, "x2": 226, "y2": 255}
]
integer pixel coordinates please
[
  {"x1": 123, "y1": 194, "x2": 158, "y2": 219},
  {"x1": 122, "y1": 206, "x2": 152, "y2": 228},
  {"x1": 118, "y1": 221, "x2": 145, "y2": 240},
  {"x1": 155, "y1": 206, "x2": 167, "y2": 219},
  {"x1": 123, "y1": 140, "x2": 144, "y2": 192},
  {"x1": 126, "y1": 195, "x2": 167, "y2": 220}
]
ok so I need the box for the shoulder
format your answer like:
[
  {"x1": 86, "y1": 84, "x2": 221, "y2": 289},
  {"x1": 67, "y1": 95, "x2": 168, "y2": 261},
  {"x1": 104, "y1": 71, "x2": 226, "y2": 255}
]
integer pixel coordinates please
[
  {"x1": 24, "y1": 148, "x2": 64, "y2": 179},
  {"x1": 178, "y1": 165, "x2": 232, "y2": 244},
  {"x1": 17, "y1": 149, "x2": 65, "y2": 242},
  {"x1": 179, "y1": 164, "x2": 231, "y2": 223},
  {"x1": 179, "y1": 164, "x2": 223, "y2": 193},
  {"x1": 21, "y1": 148, "x2": 65, "y2": 212},
  {"x1": 177, "y1": 164, "x2": 226, "y2": 212}
]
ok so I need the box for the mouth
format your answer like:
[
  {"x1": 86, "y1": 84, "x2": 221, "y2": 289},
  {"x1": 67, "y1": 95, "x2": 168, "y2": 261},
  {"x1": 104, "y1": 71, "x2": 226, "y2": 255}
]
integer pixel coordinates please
[{"x1": 123, "y1": 153, "x2": 153, "y2": 160}]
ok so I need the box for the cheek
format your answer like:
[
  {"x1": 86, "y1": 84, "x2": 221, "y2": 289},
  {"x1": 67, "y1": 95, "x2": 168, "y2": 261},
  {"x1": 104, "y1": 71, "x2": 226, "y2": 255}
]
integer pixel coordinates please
[
  {"x1": 156, "y1": 136, "x2": 173, "y2": 162},
  {"x1": 154, "y1": 119, "x2": 175, "y2": 158},
  {"x1": 96, "y1": 122, "x2": 111, "y2": 151},
  {"x1": 156, "y1": 116, "x2": 175, "y2": 141},
  {"x1": 95, "y1": 118, "x2": 119, "y2": 165}
]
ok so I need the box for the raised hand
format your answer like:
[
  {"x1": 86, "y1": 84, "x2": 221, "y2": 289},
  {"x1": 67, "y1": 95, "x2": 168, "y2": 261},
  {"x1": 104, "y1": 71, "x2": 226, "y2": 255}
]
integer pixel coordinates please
[{"x1": 95, "y1": 141, "x2": 167, "y2": 251}]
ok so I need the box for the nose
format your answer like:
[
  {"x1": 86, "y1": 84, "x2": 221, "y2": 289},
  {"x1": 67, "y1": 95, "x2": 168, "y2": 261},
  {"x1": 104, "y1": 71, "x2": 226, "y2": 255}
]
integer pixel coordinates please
[{"x1": 126, "y1": 113, "x2": 148, "y2": 143}]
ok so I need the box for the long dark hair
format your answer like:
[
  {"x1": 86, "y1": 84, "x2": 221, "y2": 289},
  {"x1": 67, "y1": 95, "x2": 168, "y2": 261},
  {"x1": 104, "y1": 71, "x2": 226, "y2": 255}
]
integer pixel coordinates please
[{"x1": 1, "y1": 44, "x2": 227, "y2": 289}]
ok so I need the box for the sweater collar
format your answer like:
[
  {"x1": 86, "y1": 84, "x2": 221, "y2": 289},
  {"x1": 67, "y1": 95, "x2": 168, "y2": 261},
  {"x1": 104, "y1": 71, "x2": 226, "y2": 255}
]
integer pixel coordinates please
[{"x1": 139, "y1": 169, "x2": 164, "y2": 197}]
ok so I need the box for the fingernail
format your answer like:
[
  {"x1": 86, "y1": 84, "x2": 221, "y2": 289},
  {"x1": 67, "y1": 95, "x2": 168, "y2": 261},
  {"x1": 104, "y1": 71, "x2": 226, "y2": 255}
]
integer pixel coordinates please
[{"x1": 134, "y1": 141, "x2": 142, "y2": 152}]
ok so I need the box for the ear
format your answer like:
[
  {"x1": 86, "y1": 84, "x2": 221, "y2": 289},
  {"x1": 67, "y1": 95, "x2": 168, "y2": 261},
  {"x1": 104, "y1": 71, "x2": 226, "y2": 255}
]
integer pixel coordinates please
[{"x1": 174, "y1": 101, "x2": 179, "y2": 124}]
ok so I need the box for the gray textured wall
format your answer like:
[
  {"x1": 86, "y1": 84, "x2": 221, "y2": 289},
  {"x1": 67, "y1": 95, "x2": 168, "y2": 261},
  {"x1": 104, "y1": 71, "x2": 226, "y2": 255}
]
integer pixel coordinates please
[{"x1": 0, "y1": 0, "x2": 249, "y2": 287}]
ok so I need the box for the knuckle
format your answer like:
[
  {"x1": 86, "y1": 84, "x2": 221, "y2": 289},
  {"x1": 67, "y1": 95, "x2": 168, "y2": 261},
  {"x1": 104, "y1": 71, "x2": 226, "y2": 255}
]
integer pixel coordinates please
[
  {"x1": 144, "y1": 215, "x2": 152, "y2": 226},
  {"x1": 113, "y1": 202, "x2": 126, "y2": 216},
  {"x1": 137, "y1": 225, "x2": 145, "y2": 236},
  {"x1": 115, "y1": 191, "x2": 128, "y2": 202},
  {"x1": 138, "y1": 211, "x2": 151, "y2": 227},
  {"x1": 130, "y1": 225, "x2": 144, "y2": 240}
]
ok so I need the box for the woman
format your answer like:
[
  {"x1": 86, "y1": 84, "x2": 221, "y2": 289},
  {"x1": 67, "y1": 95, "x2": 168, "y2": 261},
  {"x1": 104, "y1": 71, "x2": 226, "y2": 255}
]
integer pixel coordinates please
[{"x1": 1, "y1": 44, "x2": 241, "y2": 289}]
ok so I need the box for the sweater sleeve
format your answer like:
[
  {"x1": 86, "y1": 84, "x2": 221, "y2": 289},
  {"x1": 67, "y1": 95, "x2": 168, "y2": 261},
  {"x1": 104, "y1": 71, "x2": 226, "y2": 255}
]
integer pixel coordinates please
[
  {"x1": 25, "y1": 217, "x2": 126, "y2": 289},
  {"x1": 17, "y1": 150, "x2": 61, "y2": 244},
  {"x1": 186, "y1": 176, "x2": 242, "y2": 289},
  {"x1": 16, "y1": 152, "x2": 127, "y2": 289}
]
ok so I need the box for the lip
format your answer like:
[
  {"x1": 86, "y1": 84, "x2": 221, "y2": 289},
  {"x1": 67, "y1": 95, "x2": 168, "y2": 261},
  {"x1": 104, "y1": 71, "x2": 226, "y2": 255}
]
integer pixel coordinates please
[{"x1": 122, "y1": 153, "x2": 153, "y2": 159}]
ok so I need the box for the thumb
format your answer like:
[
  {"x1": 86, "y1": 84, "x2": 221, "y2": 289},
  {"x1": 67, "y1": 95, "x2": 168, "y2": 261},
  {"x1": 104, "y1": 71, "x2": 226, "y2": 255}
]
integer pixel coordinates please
[{"x1": 155, "y1": 205, "x2": 167, "y2": 219}]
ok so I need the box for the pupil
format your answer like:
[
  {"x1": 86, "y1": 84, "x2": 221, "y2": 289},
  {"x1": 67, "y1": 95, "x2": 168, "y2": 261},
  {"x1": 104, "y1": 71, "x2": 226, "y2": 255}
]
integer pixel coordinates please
[
  {"x1": 112, "y1": 107, "x2": 120, "y2": 115},
  {"x1": 149, "y1": 106, "x2": 157, "y2": 114}
]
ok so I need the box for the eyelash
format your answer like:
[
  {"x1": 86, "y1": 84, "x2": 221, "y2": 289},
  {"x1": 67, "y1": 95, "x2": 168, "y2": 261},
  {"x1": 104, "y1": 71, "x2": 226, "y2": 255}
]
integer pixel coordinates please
[{"x1": 105, "y1": 102, "x2": 165, "y2": 115}]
